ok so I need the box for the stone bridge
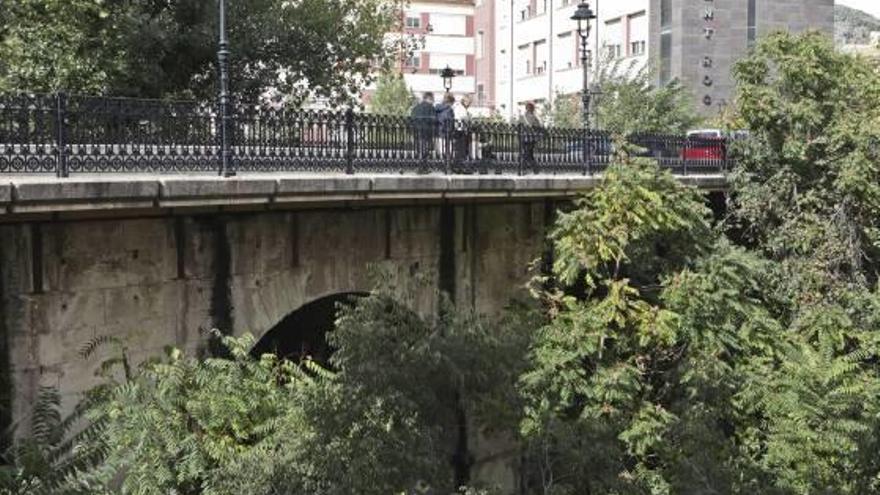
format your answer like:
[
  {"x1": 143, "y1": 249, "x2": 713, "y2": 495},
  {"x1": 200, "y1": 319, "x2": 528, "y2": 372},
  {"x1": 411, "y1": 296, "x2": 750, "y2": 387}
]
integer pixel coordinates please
[{"x1": 0, "y1": 172, "x2": 725, "y2": 485}]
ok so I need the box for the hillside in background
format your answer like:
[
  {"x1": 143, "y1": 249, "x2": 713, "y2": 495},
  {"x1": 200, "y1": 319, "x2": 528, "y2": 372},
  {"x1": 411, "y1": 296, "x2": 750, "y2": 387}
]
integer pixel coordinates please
[{"x1": 836, "y1": 4, "x2": 880, "y2": 45}]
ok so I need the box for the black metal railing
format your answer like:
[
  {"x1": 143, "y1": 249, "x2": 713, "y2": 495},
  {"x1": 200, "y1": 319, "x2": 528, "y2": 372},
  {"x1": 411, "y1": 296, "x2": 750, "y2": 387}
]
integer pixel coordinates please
[{"x1": 0, "y1": 93, "x2": 732, "y2": 177}]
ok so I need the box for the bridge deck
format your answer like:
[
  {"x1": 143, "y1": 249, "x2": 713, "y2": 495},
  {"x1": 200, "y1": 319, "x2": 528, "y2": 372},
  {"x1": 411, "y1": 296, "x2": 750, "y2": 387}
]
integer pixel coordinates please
[{"x1": 0, "y1": 172, "x2": 727, "y2": 220}]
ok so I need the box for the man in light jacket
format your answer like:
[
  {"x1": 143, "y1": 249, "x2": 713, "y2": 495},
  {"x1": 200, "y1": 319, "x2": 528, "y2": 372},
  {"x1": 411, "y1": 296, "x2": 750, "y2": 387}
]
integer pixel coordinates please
[
  {"x1": 519, "y1": 101, "x2": 544, "y2": 172},
  {"x1": 452, "y1": 95, "x2": 473, "y2": 165}
]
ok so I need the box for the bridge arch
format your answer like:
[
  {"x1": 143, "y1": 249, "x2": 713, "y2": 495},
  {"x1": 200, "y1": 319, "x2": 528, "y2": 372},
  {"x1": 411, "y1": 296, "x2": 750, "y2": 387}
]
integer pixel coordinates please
[{"x1": 250, "y1": 292, "x2": 367, "y2": 365}]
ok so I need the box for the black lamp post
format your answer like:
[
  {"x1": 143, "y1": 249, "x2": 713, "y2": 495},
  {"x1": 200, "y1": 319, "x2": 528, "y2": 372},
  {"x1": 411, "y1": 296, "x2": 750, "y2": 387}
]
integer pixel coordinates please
[
  {"x1": 440, "y1": 66, "x2": 456, "y2": 93},
  {"x1": 218, "y1": 0, "x2": 234, "y2": 177},
  {"x1": 571, "y1": 2, "x2": 596, "y2": 130}
]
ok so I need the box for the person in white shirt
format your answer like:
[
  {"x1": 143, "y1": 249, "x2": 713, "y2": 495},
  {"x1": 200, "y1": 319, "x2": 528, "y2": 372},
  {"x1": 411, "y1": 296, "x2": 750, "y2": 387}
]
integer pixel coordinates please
[{"x1": 452, "y1": 95, "x2": 473, "y2": 166}]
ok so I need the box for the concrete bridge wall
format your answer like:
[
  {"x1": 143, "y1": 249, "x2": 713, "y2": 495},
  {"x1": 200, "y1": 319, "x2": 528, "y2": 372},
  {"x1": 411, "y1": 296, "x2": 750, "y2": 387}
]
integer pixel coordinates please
[{"x1": 0, "y1": 198, "x2": 552, "y2": 486}]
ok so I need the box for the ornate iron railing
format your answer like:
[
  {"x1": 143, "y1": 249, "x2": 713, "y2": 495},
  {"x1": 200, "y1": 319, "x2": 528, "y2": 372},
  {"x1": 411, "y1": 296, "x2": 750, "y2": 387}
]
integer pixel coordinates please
[{"x1": 0, "y1": 93, "x2": 732, "y2": 177}]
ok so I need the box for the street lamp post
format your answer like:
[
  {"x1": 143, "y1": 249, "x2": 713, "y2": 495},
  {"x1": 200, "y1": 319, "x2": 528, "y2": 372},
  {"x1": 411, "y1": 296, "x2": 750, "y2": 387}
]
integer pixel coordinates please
[
  {"x1": 440, "y1": 66, "x2": 456, "y2": 94},
  {"x1": 571, "y1": 2, "x2": 596, "y2": 174},
  {"x1": 218, "y1": 0, "x2": 234, "y2": 177},
  {"x1": 571, "y1": 2, "x2": 596, "y2": 130}
]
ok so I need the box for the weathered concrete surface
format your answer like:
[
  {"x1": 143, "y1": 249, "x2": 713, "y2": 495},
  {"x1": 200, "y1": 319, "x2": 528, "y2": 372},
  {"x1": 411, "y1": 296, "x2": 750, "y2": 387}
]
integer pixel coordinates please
[
  {"x1": 0, "y1": 173, "x2": 727, "y2": 220},
  {"x1": 0, "y1": 182, "x2": 12, "y2": 207},
  {"x1": 0, "y1": 199, "x2": 553, "y2": 490}
]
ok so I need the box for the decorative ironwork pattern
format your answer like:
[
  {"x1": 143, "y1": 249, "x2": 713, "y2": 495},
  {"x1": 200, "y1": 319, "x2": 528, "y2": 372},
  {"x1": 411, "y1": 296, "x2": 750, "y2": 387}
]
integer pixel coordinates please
[
  {"x1": 0, "y1": 94, "x2": 59, "y2": 174},
  {"x1": 0, "y1": 92, "x2": 733, "y2": 177}
]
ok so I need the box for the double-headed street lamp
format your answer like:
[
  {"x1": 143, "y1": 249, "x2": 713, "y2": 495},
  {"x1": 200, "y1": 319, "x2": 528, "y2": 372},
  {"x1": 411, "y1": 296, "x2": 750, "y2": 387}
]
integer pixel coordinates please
[
  {"x1": 218, "y1": 0, "x2": 234, "y2": 177},
  {"x1": 440, "y1": 65, "x2": 456, "y2": 93},
  {"x1": 571, "y1": 2, "x2": 596, "y2": 130}
]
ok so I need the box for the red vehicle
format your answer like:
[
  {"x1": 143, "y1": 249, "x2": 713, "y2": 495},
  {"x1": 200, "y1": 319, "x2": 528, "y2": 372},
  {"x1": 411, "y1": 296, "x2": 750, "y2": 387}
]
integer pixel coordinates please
[{"x1": 681, "y1": 129, "x2": 727, "y2": 161}]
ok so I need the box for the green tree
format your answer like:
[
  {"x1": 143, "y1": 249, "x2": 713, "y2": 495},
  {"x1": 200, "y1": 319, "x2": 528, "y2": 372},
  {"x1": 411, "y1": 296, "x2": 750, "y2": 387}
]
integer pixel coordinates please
[
  {"x1": 544, "y1": 92, "x2": 582, "y2": 128},
  {"x1": 329, "y1": 278, "x2": 530, "y2": 491},
  {"x1": 518, "y1": 31, "x2": 880, "y2": 494},
  {"x1": 76, "y1": 332, "x2": 434, "y2": 495},
  {"x1": 0, "y1": 0, "x2": 408, "y2": 103},
  {"x1": 594, "y1": 57, "x2": 701, "y2": 135},
  {"x1": 519, "y1": 152, "x2": 783, "y2": 493},
  {"x1": 369, "y1": 72, "x2": 415, "y2": 115},
  {"x1": 726, "y1": 30, "x2": 880, "y2": 494},
  {"x1": 0, "y1": 0, "x2": 125, "y2": 94},
  {"x1": 0, "y1": 387, "x2": 106, "y2": 495}
]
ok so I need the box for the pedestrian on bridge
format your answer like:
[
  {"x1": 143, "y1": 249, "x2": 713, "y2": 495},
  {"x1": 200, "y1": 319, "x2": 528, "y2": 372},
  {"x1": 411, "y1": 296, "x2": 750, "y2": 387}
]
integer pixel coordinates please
[
  {"x1": 519, "y1": 102, "x2": 544, "y2": 173},
  {"x1": 453, "y1": 94, "x2": 473, "y2": 169},
  {"x1": 436, "y1": 94, "x2": 456, "y2": 164},
  {"x1": 410, "y1": 92, "x2": 437, "y2": 170}
]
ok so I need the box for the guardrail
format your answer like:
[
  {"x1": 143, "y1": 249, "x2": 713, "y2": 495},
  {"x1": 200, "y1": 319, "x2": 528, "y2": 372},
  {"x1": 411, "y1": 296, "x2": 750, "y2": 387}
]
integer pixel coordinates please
[{"x1": 0, "y1": 93, "x2": 732, "y2": 177}]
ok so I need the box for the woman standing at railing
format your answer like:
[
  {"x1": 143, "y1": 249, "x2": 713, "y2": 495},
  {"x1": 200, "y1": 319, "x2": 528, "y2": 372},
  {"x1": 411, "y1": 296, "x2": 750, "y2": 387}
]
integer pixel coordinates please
[{"x1": 519, "y1": 102, "x2": 544, "y2": 173}]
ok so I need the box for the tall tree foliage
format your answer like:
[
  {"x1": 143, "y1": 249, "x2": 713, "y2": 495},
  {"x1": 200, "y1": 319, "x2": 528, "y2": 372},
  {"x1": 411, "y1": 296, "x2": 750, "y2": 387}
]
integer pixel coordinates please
[
  {"x1": 594, "y1": 57, "x2": 701, "y2": 135},
  {"x1": 369, "y1": 72, "x2": 415, "y2": 115},
  {"x1": 727, "y1": 30, "x2": 880, "y2": 494},
  {"x1": 519, "y1": 152, "x2": 781, "y2": 493},
  {"x1": 543, "y1": 57, "x2": 700, "y2": 133},
  {"x1": 0, "y1": 0, "x2": 407, "y2": 103},
  {"x1": 519, "y1": 31, "x2": 880, "y2": 494},
  {"x1": 329, "y1": 279, "x2": 530, "y2": 491},
  {"x1": 544, "y1": 92, "x2": 581, "y2": 128}
]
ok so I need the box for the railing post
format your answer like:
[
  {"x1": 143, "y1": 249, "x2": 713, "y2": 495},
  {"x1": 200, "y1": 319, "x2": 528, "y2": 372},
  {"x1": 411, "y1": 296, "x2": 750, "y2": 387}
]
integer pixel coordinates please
[
  {"x1": 516, "y1": 124, "x2": 523, "y2": 176},
  {"x1": 683, "y1": 137, "x2": 689, "y2": 176},
  {"x1": 54, "y1": 92, "x2": 68, "y2": 178},
  {"x1": 583, "y1": 129, "x2": 590, "y2": 176},
  {"x1": 345, "y1": 108, "x2": 354, "y2": 175}
]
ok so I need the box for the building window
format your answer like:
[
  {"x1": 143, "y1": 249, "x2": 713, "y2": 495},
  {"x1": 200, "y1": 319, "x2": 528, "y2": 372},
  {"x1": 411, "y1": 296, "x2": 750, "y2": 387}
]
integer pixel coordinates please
[
  {"x1": 606, "y1": 44, "x2": 622, "y2": 59},
  {"x1": 403, "y1": 55, "x2": 421, "y2": 68},
  {"x1": 534, "y1": 39, "x2": 548, "y2": 74},
  {"x1": 747, "y1": 0, "x2": 757, "y2": 45},
  {"x1": 660, "y1": 0, "x2": 672, "y2": 85},
  {"x1": 518, "y1": 43, "x2": 531, "y2": 75},
  {"x1": 477, "y1": 30, "x2": 485, "y2": 59},
  {"x1": 558, "y1": 31, "x2": 573, "y2": 68},
  {"x1": 660, "y1": 0, "x2": 672, "y2": 29},
  {"x1": 405, "y1": 16, "x2": 421, "y2": 29},
  {"x1": 536, "y1": 0, "x2": 547, "y2": 15},
  {"x1": 660, "y1": 33, "x2": 672, "y2": 84},
  {"x1": 477, "y1": 83, "x2": 486, "y2": 105},
  {"x1": 630, "y1": 40, "x2": 646, "y2": 56}
]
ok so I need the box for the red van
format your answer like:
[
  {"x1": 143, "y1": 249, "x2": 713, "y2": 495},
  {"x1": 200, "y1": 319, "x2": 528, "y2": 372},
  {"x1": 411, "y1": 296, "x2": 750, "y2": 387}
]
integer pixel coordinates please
[{"x1": 682, "y1": 129, "x2": 726, "y2": 161}]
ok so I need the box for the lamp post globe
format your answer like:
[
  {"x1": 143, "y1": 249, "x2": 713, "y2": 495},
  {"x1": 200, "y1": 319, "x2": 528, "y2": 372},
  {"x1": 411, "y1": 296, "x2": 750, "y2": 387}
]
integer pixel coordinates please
[{"x1": 440, "y1": 65, "x2": 456, "y2": 93}]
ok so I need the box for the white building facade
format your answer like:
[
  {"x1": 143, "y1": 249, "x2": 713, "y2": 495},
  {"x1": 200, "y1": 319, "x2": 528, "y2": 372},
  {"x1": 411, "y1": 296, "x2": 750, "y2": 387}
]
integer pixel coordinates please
[
  {"x1": 365, "y1": 0, "x2": 477, "y2": 106},
  {"x1": 494, "y1": 0, "x2": 651, "y2": 119}
]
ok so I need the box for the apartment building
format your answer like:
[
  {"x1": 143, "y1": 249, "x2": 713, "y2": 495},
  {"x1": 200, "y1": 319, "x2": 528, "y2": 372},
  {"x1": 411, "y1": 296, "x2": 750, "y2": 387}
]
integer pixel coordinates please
[
  {"x1": 490, "y1": 0, "x2": 833, "y2": 120},
  {"x1": 474, "y1": 0, "x2": 497, "y2": 108},
  {"x1": 363, "y1": 0, "x2": 476, "y2": 107},
  {"x1": 494, "y1": 0, "x2": 651, "y2": 118}
]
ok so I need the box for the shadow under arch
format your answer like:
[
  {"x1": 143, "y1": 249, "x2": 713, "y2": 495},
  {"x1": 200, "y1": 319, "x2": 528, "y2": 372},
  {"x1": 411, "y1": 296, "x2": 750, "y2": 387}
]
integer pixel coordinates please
[{"x1": 250, "y1": 292, "x2": 367, "y2": 365}]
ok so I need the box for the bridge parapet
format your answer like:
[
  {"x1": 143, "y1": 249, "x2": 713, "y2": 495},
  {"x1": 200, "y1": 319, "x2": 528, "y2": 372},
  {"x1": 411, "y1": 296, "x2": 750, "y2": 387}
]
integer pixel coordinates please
[{"x1": 0, "y1": 173, "x2": 727, "y2": 219}]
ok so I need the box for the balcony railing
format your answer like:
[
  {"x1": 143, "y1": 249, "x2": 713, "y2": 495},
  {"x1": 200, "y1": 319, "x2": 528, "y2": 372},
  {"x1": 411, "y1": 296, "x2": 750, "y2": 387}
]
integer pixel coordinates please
[{"x1": 0, "y1": 93, "x2": 733, "y2": 177}]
